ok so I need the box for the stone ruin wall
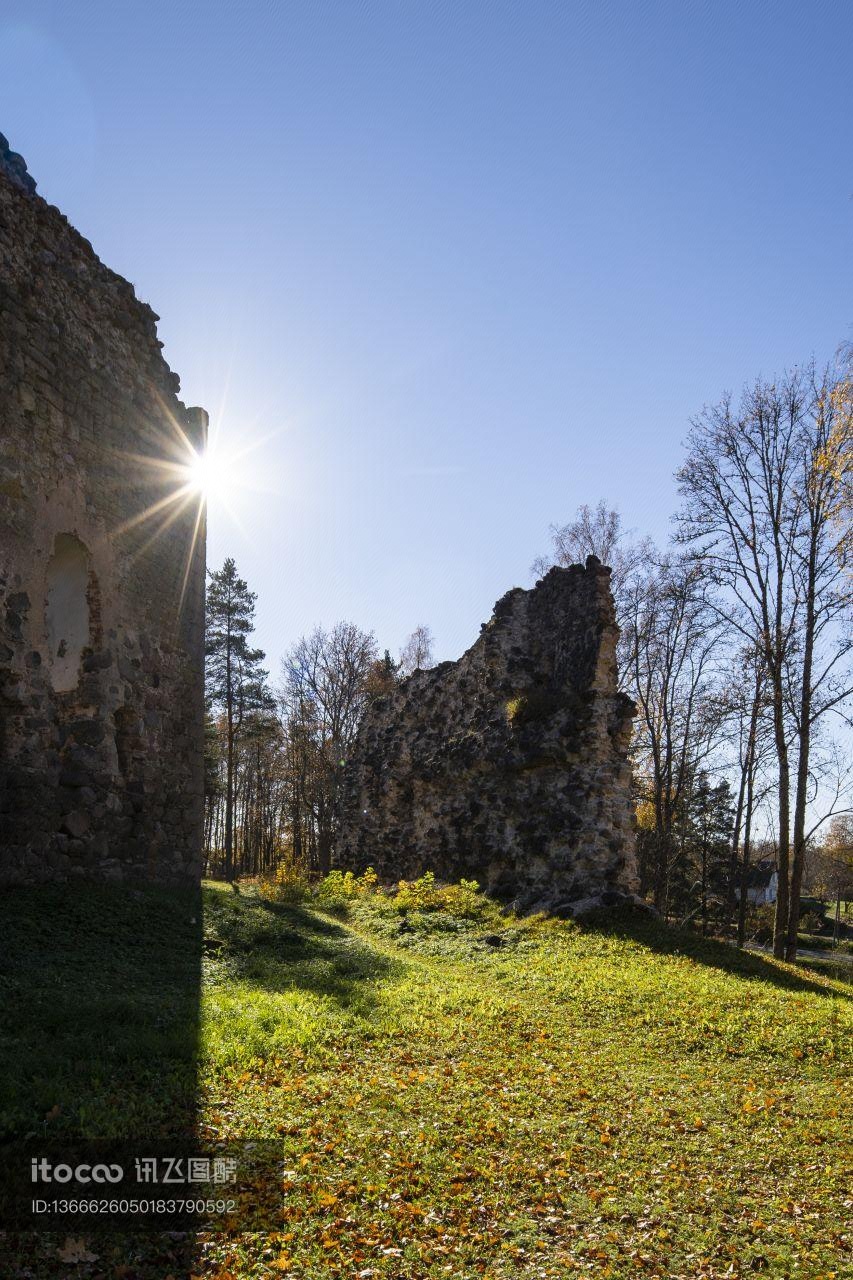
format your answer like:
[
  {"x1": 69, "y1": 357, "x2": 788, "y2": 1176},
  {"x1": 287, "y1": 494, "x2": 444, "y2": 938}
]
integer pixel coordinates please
[
  {"x1": 0, "y1": 136, "x2": 206, "y2": 884},
  {"x1": 337, "y1": 559, "x2": 639, "y2": 914}
]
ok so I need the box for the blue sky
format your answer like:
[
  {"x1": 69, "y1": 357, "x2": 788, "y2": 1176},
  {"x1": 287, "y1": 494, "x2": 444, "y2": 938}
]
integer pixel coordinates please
[{"x1": 2, "y1": 1, "x2": 851, "y2": 675}]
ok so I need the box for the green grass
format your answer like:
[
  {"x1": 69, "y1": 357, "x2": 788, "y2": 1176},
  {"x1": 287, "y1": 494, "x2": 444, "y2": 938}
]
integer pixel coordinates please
[{"x1": 1, "y1": 880, "x2": 850, "y2": 1279}]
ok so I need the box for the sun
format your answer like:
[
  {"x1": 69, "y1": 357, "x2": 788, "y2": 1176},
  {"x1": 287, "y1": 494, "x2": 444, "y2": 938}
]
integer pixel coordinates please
[{"x1": 185, "y1": 447, "x2": 228, "y2": 502}]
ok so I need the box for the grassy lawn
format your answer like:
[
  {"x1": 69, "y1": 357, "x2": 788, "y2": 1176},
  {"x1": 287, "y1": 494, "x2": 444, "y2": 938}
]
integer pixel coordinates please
[{"x1": 1, "y1": 879, "x2": 850, "y2": 1279}]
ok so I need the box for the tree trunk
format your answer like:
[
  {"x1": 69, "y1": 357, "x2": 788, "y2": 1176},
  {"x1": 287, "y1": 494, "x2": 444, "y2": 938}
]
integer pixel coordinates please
[
  {"x1": 728, "y1": 765, "x2": 747, "y2": 922},
  {"x1": 292, "y1": 796, "x2": 302, "y2": 866},
  {"x1": 224, "y1": 621, "x2": 234, "y2": 884},
  {"x1": 786, "y1": 527, "x2": 818, "y2": 962},
  {"x1": 737, "y1": 762, "x2": 755, "y2": 949},
  {"x1": 317, "y1": 791, "x2": 332, "y2": 877},
  {"x1": 653, "y1": 799, "x2": 668, "y2": 914},
  {"x1": 770, "y1": 672, "x2": 790, "y2": 959}
]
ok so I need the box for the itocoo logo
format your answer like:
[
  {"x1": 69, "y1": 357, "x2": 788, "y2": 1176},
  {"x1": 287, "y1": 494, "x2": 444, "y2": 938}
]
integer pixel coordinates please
[{"x1": 31, "y1": 1158, "x2": 123, "y2": 1184}]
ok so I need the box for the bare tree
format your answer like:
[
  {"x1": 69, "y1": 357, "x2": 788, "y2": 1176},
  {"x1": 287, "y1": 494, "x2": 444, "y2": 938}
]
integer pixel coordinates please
[
  {"x1": 676, "y1": 372, "x2": 805, "y2": 957},
  {"x1": 277, "y1": 689, "x2": 324, "y2": 874},
  {"x1": 784, "y1": 367, "x2": 853, "y2": 956},
  {"x1": 717, "y1": 646, "x2": 778, "y2": 946},
  {"x1": 532, "y1": 499, "x2": 651, "y2": 623},
  {"x1": 399, "y1": 624, "x2": 434, "y2": 677},
  {"x1": 717, "y1": 646, "x2": 772, "y2": 917},
  {"x1": 676, "y1": 365, "x2": 853, "y2": 958},
  {"x1": 623, "y1": 553, "x2": 727, "y2": 911},
  {"x1": 281, "y1": 622, "x2": 377, "y2": 874}
]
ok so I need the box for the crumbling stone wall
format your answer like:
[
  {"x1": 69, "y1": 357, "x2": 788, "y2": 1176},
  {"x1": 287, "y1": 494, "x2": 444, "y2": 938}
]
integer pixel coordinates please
[
  {"x1": 337, "y1": 560, "x2": 638, "y2": 913},
  {"x1": 0, "y1": 136, "x2": 206, "y2": 884}
]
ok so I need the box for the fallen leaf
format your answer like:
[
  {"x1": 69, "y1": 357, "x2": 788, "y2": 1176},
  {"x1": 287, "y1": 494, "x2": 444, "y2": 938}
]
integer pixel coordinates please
[{"x1": 57, "y1": 1237, "x2": 98, "y2": 1263}]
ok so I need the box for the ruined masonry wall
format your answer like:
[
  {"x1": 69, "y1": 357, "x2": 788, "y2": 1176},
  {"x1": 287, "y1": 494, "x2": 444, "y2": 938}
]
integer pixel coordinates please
[
  {"x1": 0, "y1": 137, "x2": 206, "y2": 883},
  {"x1": 337, "y1": 560, "x2": 639, "y2": 913}
]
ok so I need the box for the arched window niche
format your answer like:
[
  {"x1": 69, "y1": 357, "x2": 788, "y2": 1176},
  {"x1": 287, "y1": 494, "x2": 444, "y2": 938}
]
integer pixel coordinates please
[{"x1": 45, "y1": 533, "x2": 92, "y2": 693}]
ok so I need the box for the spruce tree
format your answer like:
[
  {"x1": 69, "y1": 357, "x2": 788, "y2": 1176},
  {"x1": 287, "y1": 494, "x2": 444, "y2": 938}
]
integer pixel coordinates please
[{"x1": 205, "y1": 557, "x2": 272, "y2": 881}]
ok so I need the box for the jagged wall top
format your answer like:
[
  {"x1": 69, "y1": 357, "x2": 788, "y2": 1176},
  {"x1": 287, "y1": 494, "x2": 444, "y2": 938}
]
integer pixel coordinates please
[
  {"x1": 0, "y1": 132, "x2": 37, "y2": 195},
  {"x1": 0, "y1": 132, "x2": 195, "y2": 408}
]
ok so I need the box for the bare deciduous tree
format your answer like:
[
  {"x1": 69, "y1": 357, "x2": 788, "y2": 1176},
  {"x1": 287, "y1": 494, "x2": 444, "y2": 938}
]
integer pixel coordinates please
[
  {"x1": 623, "y1": 554, "x2": 726, "y2": 911},
  {"x1": 281, "y1": 622, "x2": 378, "y2": 874},
  {"x1": 399, "y1": 624, "x2": 434, "y2": 677},
  {"x1": 532, "y1": 499, "x2": 651, "y2": 623},
  {"x1": 676, "y1": 365, "x2": 853, "y2": 958}
]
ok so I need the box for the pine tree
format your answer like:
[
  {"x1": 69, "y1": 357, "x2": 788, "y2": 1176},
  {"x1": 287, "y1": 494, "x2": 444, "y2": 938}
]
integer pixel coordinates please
[
  {"x1": 688, "y1": 775, "x2": 733, "y2": 936},
  {"x1": 205, "y1": 558, "x2": 272, "y2": 882}
]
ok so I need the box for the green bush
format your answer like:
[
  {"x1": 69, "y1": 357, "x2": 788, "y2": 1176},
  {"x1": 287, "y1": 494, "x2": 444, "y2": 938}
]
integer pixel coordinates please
[
  {"x1": 316, "y1": 867, "x2": 379, "y2": 906},
  {"x1": 257, "y1": 858, "x2": 310, "y2": 904},
  {"x1": 394, "y1": 872, "x2": 492, "y2": 919}
]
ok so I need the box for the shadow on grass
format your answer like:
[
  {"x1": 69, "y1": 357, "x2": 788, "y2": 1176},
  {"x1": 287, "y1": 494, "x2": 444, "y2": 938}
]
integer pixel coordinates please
[
  {"x1": 203, "y1": 891, "x2": 400, "y2": 1009},
  {"x1": 0, "y1": 882, "x2": 398, "y2": 1276},
  {"x1": 580, "y1": 907, "x2": 850, "y2": 1000},
  {"x1": 0, "y1": 880, "x2": 203, "y2": 1278},
  {"x1": 0, "y1": 881, "x2": 202, "y2": 1142}
]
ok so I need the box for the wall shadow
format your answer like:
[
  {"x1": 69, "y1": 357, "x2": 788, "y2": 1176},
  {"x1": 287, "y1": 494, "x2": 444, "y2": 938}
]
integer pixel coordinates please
[
  {"x1": 204, "y1": 894, "x2": 400, "y2": 1009},
  {"x1": 0, "y1": 880, "x2": 202, "y2": 1276},
  {"x1": 579, "y1": 908, "x2": 851, "y2": 1001},
  {"x1": 0, "y1": 882, "x2": 406, "y2": 1276}
]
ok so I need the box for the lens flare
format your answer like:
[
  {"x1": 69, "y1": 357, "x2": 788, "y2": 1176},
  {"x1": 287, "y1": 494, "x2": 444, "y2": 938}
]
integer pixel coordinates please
[
  {"x1": 185, "y1": 448, "x2": 226, "y2": 501},
  {"x1": 110, "y1": 391, "x2": 278, "y2": 619}
]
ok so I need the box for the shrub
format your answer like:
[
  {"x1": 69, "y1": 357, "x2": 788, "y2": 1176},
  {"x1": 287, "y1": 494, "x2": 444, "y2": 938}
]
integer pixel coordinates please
[
  {"x1": 798, "y1": 910, "x2": 825, "y2": 935},
  {"x1": 258, "y1": 858, "x2": 310, "y2": 904},
  {"x1": 505, "y1": 687, "x2": 568, "y2": 726},
  {"x1": 749, "y1": 903, "x2": 775, "y2": 943},
  {"x1": 316, "y1": 867, "x2": 379, "y2": 905},
  {"x1": 439, "y1": 879, "x2": 490, "y2": 918},
  {"x1": 394, "y1": 872, "x2": 491, "y2": 919},
  {"x1": 395, "y1": 870, "x2": 438, "y2": 911}
]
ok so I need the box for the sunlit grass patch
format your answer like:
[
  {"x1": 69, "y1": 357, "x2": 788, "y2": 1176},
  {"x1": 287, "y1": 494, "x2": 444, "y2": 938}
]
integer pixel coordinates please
[
  {"x1": 194, "y1": 881, "x2": 850, "y2": 1279},
  {"x1": 1, "y1": 877, "x2": 849, "y2": 1277}
]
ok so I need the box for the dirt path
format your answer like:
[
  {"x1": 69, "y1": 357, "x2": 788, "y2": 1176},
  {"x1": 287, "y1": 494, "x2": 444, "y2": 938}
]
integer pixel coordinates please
[{"x1": 744, "y1": 941, "x2": 853, "y2": 966}]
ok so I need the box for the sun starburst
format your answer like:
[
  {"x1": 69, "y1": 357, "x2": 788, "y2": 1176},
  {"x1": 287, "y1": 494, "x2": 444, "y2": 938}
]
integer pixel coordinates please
[{"x1": 108, "y1": 382, "x2": 282, "y2": 619}]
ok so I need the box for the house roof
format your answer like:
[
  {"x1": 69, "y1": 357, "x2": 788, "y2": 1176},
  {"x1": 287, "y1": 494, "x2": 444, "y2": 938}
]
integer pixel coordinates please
[{"x1": 743, "y1": 860, "x2": 776, "y2": 888}]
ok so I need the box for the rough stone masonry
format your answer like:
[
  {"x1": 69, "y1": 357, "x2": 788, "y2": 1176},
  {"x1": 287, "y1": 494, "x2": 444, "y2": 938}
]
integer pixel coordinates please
[
  {"x1": 0, "y1": 136, "x2": 206, "y2": 884},
  {"x1": 337, "y1": 559, "x2": 639, "y2": 914}
]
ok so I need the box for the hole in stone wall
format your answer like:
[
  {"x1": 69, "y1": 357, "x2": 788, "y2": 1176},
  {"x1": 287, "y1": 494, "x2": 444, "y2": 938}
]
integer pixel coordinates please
[{"x1": 45, "y1": 534, "x2": 91, "y2": 693}]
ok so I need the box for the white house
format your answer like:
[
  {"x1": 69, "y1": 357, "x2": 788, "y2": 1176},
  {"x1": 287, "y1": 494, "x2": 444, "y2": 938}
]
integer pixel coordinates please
[{"x1": 735, "y1": 860, "x2": 778, "y2": 906}]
